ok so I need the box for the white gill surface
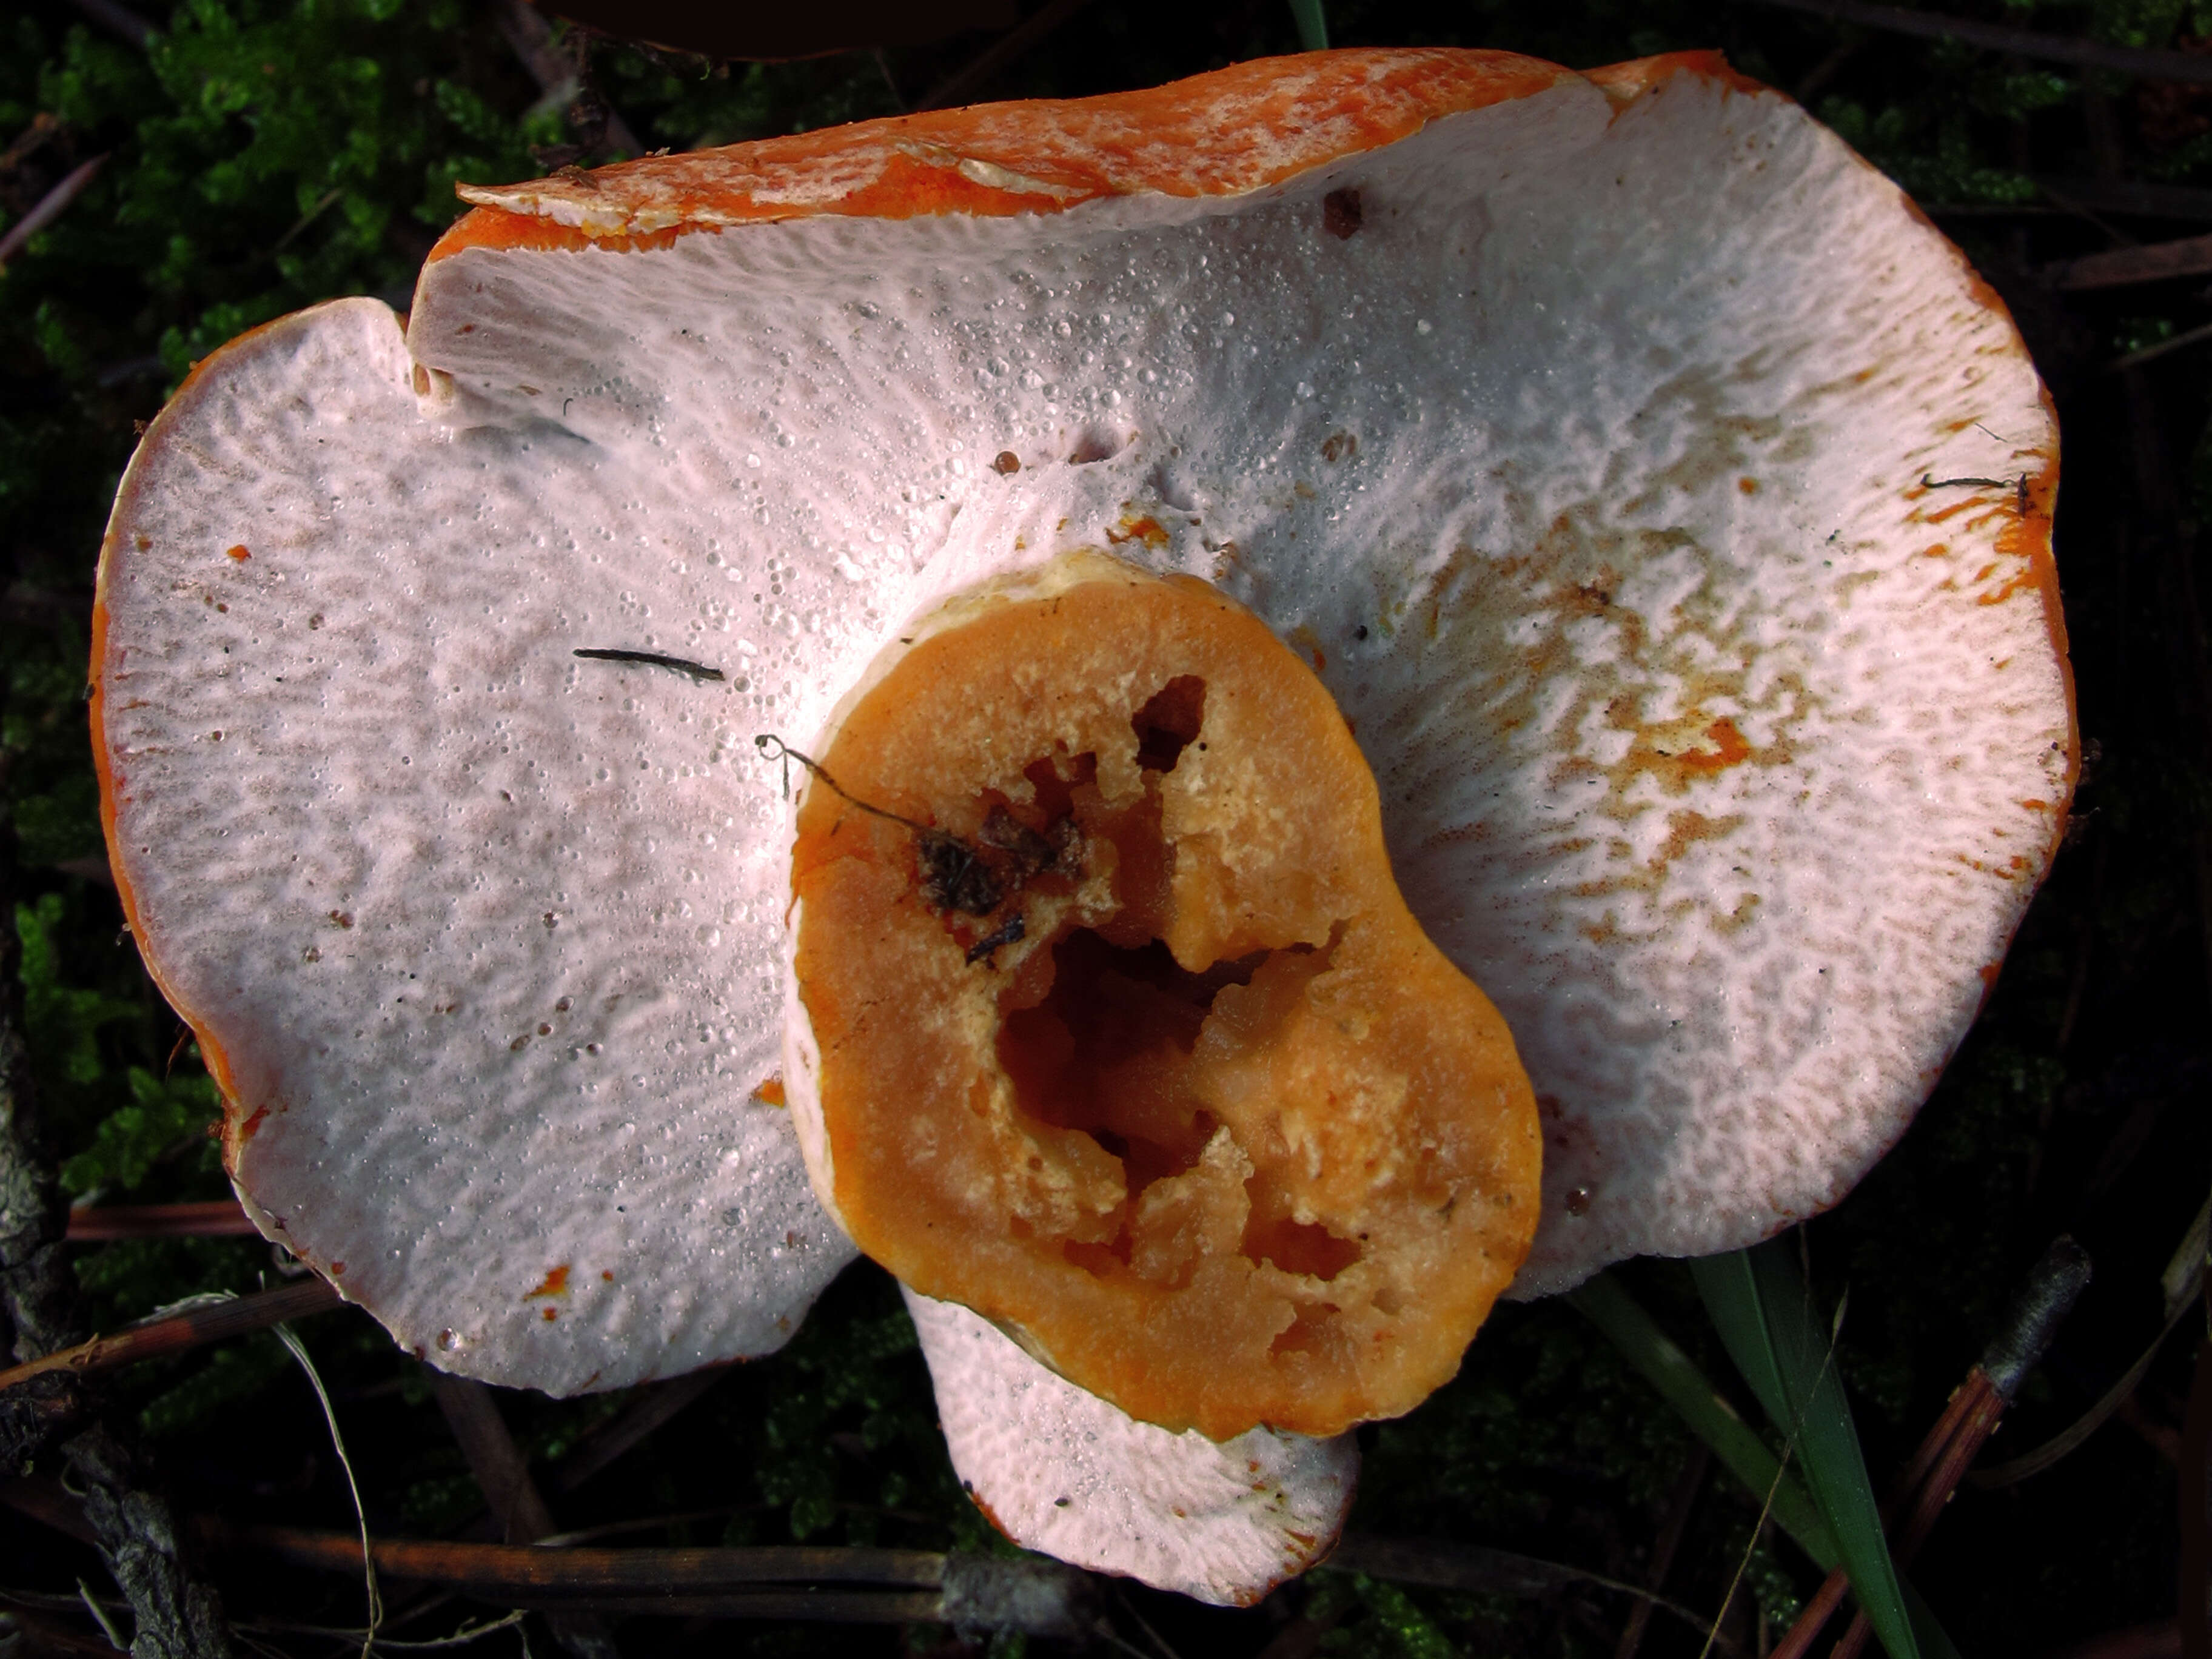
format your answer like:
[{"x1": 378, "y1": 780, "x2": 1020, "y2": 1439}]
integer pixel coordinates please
[
  {"x1": 98, "y1": 299, "x2": 855, "y2": 1391},
  {"x1": 903, "y1": 1287, "x2": 1357, "y2": 1605},
  {"x1": 96, "y1": 65, "x2": 2068, "y2": 1397}
]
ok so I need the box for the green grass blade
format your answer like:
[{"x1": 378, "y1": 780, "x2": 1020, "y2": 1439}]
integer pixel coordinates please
[
  {"x1": 1566, "y1": 1273, "x2": 1838, "y2": 1567},
  {"x1": 1905, "y1": 1578, "x2": 1965, "y2": 1659},
  {"x1": 1691, "y1": 1241, "x2": 1921, "y2": 1659},
  {"x1": 1287, "y1": 0, "x2": 1329, "y2": 50}
]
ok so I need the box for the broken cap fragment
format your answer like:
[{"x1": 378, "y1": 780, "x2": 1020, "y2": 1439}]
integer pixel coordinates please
[
  {"x1": 903, "y1": 1285, "x2": 1359, "y2": 1607},
  {"x1": 93, "y1": 42, "x2": 2071, "y2": 1602}
]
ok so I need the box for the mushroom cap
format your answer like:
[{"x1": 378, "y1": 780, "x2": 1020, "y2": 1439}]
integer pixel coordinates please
[
  {"x1": 902, "y1": 1285, "x2": 1358, "y2": 1607},
  {"x1": 94, "y1": 46, "x2": 2071, "y2": 1396}
]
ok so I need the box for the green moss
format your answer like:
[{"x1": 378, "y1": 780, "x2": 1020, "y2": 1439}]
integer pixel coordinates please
[
  {"x1": 57, "y1": 1062, "x2": 221, "y2": 1195},
  {"x1": 16, "y1": 891, "x2": 139, "y2": 1089}
]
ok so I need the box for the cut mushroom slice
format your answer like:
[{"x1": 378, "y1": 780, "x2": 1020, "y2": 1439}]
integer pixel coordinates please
[
  {"x1": 903, "y1": 1285, "x2": 1358, "y2": 1607},
  {"x1": 786, "y1": 553, "x2": 1538, "y2": 1441},
  {"x1": 95, "y1": 45, "x2": 2073, "y2": 1403}
]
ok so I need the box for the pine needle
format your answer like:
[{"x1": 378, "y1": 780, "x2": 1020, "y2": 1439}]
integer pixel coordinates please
[
  {"x1": 276, "y1": 1321, "x2": 383, "y2": 1658},
  {"x1": 76, "y1": 1578, "x2": 128, "y2": 1651}
]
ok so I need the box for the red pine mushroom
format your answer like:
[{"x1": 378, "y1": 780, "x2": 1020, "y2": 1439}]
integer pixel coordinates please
[{"x1": 91, "y1": 47, "x2": 2071, "y2": 1604}]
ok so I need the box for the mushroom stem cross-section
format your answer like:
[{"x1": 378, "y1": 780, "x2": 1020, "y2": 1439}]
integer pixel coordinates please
[{"x1": 784, "y1": 554, "x2": 1540, "y2": 1442}]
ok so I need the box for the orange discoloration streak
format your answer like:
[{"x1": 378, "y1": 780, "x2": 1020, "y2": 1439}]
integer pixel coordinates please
[
  {"x1": 525, "y1": 1265, "x2": 572, "y2": 1299},
  {"x1": 967, "y1": 1487, "x2": 1016, "y2": 1542},
  {"x1": 93, "y1": 321, "x2": 304, "y2": 1185},
  {"x1": 429, "y1": 217, "x2": 694, "y2": 259},
  {"x1": 1585, "y1": 50, "x2": 1770, "y2": 105},
  {"x1": 751, "y1": 1074, "x2": 786, "y2": 1107},
  {"x1": 1106, "y1": 514, "x2": 1171, "y2": 550},
  {"x1": 1658, "y1": 808, "x2": 1741, "y2": 866},
  {"x1": 1681, "y1": 716, "x2": 1751, "y2": 773},
  {"x1": 429, "y1": 50, "x2": 1580, "y2": 260}
]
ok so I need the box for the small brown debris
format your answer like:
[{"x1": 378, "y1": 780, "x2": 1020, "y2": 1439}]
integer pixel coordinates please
[
  {"x1": 1322, "y1": 187, "x2": 1363, "y2": 239},
  {"x1": 1105, "y1": 514, "x2": 1170, "y2": 549},
  {"x1": 992, "y1": 450, "x2": 1021, "y2": 474},
  {"x1": 226, "y1": 543, "x2": 250, "y2": 560},
  {"x1": 1321, "y1": 431, "x2": 1357, "y2": 463}
]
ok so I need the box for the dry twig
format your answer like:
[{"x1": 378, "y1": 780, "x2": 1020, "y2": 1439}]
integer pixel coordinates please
[
  {"x1": 0, "y1": 1277, "x2": 342, "y2": 1397},
  {"x1": 195, "y1": 1522, "x2": 1100, "y2": 1637},
  {"x1": 66, "y1": 1201, "x2": 258, "y2": 1241},
  {"x1": 0, "y1": 155, "x2": 107, "y2": 269}
]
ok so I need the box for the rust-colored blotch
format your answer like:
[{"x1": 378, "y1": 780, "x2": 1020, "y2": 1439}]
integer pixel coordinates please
[{"x1": 792, "y1": 558, "x2": 1540, "y2": 1440}]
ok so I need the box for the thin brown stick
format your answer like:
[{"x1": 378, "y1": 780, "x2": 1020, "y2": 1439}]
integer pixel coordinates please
[
  {"x1": 0, "y1": 1602, "x2": 123, "y2": 1658},
  {"x1": 203, "y1": 1523, "x2": 1101, "y2": 1637},
  {"x1": 1888, "y1": 1372, "x2": 1988, "y2": 1512},
  {"x1": 1768, "y1": 1573, "x2": 1850, "y2": 1659},
  {"x1": 67, "y1": 0, "x2": 150, "y2": 47},
  {"x1": 0, "y1": 113, "x2": 61, "y2": 176},
  {"x1": 2039, "y1": 175, "x2": 2212, "y2": 222},
  {"x1": 1828, "y1": 1373, "x2": 2007, "y2": 1659},
  {"x1": 1734, "y1": 0, "x2": 2212, "y2": 84},
  {"x1": 2057, "y1": 232, "x2": 2212, "y2": 290},
  {"x1": 551, "y1": 1367, "x2": 725, "y2": 1493},
  {"x1": 0, "y1": 155, "x2": 107, "y2": 268},
  {"x1": 1772, "y1": 1391, "x2": 1977, "y2": 1659},
  {"x1": 1615, "y1": 1445, "x2": 1710, "y2": 1659},
  {"x1": 0, "y1": 1277, "x2": 342, "y2": 1395},
  {"x1": 427, "y1": 1373, "x2": 557, "y2": 1546},
  {"x1": 491, "y1": 0, "x2": 643, "y2": 158},
  {"x1": 203, "y1": 1520, "x2": 952, "y2": 1592},
  {"x1": 461, "y1": 1592, "x2": 947, "y2": 1621},
  {"x1": 66, "y1": 1200, "x2": 258, "y2": 1241},
  {"x1": 0, "y1": 1472, "x2": 101, "y2": 1544},
  {"x1": 1778, "y1": 1239, "x2": 2091, "y2": 1658}
]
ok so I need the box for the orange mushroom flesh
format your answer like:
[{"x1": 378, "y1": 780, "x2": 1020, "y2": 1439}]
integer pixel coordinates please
[{"x1": 791, "y1": 556, "x2": 1540, "y2": 1440}]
